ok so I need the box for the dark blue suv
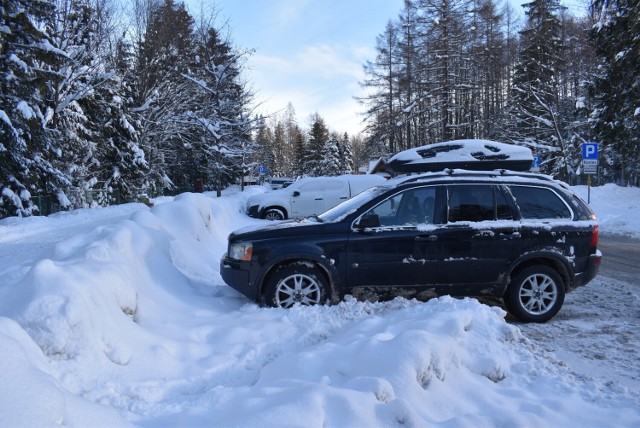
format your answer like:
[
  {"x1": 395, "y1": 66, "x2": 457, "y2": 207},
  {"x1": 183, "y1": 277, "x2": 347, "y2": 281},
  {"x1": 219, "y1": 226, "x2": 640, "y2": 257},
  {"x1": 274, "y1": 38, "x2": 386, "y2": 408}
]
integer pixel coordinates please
[{"x1": 221, "y1": 170, "x2": 601, "y2": 322}]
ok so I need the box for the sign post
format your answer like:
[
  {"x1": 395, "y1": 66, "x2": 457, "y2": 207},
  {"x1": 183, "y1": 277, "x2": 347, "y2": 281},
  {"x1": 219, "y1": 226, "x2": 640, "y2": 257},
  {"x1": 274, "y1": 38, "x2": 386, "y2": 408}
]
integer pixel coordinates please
[{"x1": 582, "y1": 143, "x2": 599, "y2": 203}]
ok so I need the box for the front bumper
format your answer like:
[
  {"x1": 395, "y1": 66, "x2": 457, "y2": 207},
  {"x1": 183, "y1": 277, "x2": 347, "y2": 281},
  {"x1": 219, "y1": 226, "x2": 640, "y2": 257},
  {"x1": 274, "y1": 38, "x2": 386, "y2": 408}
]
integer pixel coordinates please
[
  {"x1": 220, "y1": 256, "x2": 260, "y2": 302},
  {"x1": 247, "y1": 204, "x2": 260, "y2": 218}
]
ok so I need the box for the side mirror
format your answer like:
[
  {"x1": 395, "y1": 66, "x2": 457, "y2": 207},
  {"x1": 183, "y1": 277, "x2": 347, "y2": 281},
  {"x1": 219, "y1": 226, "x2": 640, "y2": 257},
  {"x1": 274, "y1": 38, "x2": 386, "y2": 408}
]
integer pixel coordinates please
[
  {"x1": 292, "y1": 191, "x2": 300, "y2": 197},
  {"x1": 355, "y1": 214, "x2": 380, "y2": 229}
]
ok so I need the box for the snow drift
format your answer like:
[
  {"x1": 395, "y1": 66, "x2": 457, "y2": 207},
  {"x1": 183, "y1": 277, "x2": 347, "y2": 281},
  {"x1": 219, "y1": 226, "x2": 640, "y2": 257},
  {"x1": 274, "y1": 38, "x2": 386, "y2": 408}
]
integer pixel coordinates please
[{"x1": 0, "y1": 187, "x2": 638, "y2": 427}]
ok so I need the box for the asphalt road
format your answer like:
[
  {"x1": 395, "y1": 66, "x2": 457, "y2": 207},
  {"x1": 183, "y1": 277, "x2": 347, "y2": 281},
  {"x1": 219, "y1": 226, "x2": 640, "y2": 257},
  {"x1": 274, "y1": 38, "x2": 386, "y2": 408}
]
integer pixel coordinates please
[{"x1": 598, "y1": 233, "x2": 640, "y2": 284}]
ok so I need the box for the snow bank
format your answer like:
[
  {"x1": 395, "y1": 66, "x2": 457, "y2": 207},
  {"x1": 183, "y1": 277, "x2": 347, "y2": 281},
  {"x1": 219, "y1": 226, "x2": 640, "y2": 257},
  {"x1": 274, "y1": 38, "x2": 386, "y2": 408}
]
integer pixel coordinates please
[
  {"x1": 574, "y1": 183, "x2": 640, "y2": 238},
  {"x1": 0, "y1": 185, "x2": 638, "y2": 427}
]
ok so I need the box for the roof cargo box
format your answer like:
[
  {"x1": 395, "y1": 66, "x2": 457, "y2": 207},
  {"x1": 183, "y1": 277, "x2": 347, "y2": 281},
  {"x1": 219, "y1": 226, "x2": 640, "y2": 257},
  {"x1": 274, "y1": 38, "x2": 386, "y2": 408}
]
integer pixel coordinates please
[{"x1": 385, "y1": 140, "x2": 534, "y2": 174}]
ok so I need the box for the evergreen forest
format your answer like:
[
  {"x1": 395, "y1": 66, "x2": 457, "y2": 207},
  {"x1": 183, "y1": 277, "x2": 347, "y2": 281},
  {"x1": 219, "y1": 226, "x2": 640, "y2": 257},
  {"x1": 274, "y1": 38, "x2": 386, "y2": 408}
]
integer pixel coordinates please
[{"x1": 1, "y1": 0, "x2": 638, "y2": 218}]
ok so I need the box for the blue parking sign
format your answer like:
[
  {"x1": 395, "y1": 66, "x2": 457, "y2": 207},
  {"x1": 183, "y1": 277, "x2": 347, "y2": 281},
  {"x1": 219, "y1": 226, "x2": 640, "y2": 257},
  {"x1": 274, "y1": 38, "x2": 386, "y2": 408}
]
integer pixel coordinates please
[
  {"x1": 532, "y1": 155, "x2": 541, "y2": 168},
  {"x1": 582, "y1": 143, "x2": 598, "y2": 159}
]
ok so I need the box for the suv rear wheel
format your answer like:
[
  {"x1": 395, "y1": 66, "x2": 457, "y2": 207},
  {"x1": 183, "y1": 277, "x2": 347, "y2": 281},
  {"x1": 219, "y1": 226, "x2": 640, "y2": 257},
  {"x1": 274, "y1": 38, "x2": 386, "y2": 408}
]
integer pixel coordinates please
[
  {"x1": 505, "y1": 265, "x2": 565, "y2": 323},
  {"x1": 265, "y1": 263, "x2": 327, "y2": 308}
]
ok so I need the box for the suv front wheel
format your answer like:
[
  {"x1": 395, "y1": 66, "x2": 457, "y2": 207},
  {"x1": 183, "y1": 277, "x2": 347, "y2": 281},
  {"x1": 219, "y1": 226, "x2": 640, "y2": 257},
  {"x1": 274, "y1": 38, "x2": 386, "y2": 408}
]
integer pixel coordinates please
[
  {"x1": 505, "y1": 265, "x2": 565, "y2": 323},
  {"x1": 263, "y1": 208, "x2": 286, "y2": 220},
  {"x1": 265, "y1": 263, "x2": 327, "y2": 308}
]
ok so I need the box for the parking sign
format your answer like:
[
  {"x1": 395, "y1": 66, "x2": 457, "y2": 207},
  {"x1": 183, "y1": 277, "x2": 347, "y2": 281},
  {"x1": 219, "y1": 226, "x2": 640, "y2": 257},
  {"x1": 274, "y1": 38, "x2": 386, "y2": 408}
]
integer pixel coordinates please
[
  {"x1": 582, "y1": 143, "x2": 598, "y2": 160},
  {"x1": 531, "y1": 155, "x2": 541, "y2": 172}
]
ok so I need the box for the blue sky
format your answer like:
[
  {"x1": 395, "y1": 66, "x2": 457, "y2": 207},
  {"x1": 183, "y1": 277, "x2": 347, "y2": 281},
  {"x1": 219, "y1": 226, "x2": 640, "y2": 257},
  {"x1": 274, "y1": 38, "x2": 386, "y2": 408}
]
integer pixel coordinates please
[
  {"x1": 190, "y1": 0, "x2": 405, "y2": 136},
  {"x1": 185, "y1": 0, "x2": 586, "y2": 136}
]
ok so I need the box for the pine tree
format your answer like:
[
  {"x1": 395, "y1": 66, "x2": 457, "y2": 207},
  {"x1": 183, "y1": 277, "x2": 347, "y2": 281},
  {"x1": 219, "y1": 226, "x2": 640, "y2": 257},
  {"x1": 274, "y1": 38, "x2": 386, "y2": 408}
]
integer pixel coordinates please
[
  {"x1": 271, "y1": 121, "x2": 286, "y2": 176},
  {"x1": 98, "y1": 37, "x2": 149, "y2": 202},
  {"x1": 304, "y1": 114, "x2": 329, "y2": 176},
  {"x1": 183, "y1": 25, "x2": 256, "y2": 196},
  {"x1": 282, "y1": 102, "x2": 299, "y2": 176},
  {"x1": 319, "y1": 134, "x2": 342, "y2": 176},
  {"x1": 339, "y1": 132, "x2": 354, "y2": 174},
  {"x1": 0, "y1": 0, "x2": 71, "y2": 217},
  {"x1": 415, "y1": 0, "x2": 476, "y2": 142},
  {"x1": 358, "y1": 20, "x2": 401, "y2": 153},
  {"x1": 504, "y1": 0, "x2": 569, "y2": 180},
  {"x1": 291, "y1": 126, "x2": 306, "y2": 178},
  {"x1": 253, "y1": 116, "x2": 274, "y2": 176},
  {"x1": 590, "y1": 0, "x2": 640, "y2": 185},
  {"x1": 47, "y1": 0, "x2": 121, "y2": 208},
  {"x1": 133, "y1": 0, "x2": 197, "y2": 195}
]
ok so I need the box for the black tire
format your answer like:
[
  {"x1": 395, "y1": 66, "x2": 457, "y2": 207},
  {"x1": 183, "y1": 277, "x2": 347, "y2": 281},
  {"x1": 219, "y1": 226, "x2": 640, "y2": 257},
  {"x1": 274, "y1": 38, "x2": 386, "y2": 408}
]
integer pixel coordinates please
[
  {"x1": 265, "y1": 263, "x2": 327, "y2": 308},
  {"x1": 505, "y1": 265, "x2": 565, "y2": 323},
  {"x1": 263, "y1": 208, "x2": 285, "y2": 220}
]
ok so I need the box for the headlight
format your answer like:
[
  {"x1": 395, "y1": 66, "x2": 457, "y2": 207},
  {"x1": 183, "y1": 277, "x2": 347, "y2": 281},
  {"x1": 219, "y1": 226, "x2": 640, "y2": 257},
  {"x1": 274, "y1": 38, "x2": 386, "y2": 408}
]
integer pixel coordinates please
[{"x1": 229, "y1": 242, "x2": 253, "y2": 261}]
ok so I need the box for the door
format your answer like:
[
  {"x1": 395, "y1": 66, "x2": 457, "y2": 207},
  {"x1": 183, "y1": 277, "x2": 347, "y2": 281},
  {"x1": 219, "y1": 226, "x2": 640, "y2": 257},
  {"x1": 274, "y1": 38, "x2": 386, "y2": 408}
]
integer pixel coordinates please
[
  {"x1": 290, "y1": 180, "x2": 326, "y2": 217},
  {"x1": 346, "y1": 186, "x2": 440, "y2": 289},
  {"x1": 437, "y1": 184, "x2": 521, "y2": 288},
  {"x1": 320, "y1": 179, "x2": 350, "y2": 212}
]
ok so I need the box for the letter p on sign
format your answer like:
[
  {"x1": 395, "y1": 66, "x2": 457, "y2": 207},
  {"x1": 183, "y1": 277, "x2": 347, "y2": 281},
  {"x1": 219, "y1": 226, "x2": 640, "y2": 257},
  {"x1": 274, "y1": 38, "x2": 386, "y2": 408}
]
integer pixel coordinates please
[{"x1": 582, "y1": 143, "x2": 598, "y2": 159}]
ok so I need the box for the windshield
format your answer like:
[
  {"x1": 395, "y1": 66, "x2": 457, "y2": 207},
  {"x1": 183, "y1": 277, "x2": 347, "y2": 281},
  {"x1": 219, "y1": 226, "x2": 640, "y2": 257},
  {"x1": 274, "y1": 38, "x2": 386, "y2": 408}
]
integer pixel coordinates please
[{"x1": 319, "y1": 186, "x2": 389, "y2": 222}]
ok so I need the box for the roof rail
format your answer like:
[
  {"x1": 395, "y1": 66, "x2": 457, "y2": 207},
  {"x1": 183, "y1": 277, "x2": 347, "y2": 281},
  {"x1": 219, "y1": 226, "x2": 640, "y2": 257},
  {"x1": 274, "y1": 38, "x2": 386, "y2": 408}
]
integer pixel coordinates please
[{"x1": 395, "y1": 168, "x2": 556, "y2": 184}]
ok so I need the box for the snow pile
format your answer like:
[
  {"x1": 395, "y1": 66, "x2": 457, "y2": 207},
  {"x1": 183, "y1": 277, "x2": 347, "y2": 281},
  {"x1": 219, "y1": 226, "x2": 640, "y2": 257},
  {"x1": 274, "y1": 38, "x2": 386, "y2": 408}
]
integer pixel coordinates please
[
  {"x1": 0, "y1": 186, "x2": 638, "y2": 426},
  {"x1": 574, "y1": 183, "x2": 640, "y2": 238}
]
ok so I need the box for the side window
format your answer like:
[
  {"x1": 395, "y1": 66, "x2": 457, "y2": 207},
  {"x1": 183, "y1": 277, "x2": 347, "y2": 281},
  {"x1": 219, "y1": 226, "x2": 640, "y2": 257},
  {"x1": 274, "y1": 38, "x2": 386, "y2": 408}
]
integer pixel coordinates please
[
  {"x1": 364, "y1": 186, "x2": 437, "y2": 227},
  {"x1": 299, "y1": 180, "x2": 338, "y2": 191},
  {"x1": 447, "y1": 184, "x2": 495, "y2": 222},
  {"x1": 509, "y1": 186, "x2": 572, "y2": 219}
]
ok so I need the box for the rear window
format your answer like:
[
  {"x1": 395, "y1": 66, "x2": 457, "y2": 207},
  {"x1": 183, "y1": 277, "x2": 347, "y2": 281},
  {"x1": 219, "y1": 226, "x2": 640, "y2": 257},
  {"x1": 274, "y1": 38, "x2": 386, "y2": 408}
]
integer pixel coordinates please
[{"x1": 509, "y1": 186, "x2": 572, "y2": 219}]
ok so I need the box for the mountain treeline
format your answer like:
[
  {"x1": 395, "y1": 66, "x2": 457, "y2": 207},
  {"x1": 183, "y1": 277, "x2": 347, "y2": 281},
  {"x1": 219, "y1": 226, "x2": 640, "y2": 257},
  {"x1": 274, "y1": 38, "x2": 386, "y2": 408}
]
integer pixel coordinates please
[
  {"x1": 251, "y1": 105, "x2": 356, "y2": 179},
  {"x1": 1, "y1": 0, "x2": 257, "y2": 217},
  {"x1": 358, "y1": 0, "x2": 639, "y2": 184}
]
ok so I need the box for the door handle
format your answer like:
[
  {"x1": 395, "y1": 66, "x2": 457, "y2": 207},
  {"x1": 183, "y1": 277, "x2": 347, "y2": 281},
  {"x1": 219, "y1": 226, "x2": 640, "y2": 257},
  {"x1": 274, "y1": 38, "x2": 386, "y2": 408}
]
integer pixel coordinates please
[
  {"x1": 499, "y1": 231, "x2": 521, "y2": 238},
  {"x1": 415, "y1": 235, "x2": 437, "y2": 242}
]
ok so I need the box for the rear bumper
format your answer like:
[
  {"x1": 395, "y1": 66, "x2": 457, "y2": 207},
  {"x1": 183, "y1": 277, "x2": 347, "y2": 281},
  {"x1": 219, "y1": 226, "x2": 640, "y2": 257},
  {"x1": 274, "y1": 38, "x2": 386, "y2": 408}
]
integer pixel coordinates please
[
  {"x1": 220, "y1": 256, "x2": 260, "y2": 302},
  {"x1": 572, "y1": 250, "x2": 602, "y2": 290}
]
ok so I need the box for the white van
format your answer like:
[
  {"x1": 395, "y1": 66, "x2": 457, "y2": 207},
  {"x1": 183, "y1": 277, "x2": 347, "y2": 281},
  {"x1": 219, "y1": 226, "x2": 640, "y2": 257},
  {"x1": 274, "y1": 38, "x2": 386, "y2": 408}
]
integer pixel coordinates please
[{"x1": 246, "y1": 175, "x2": 386, "y2": 220}]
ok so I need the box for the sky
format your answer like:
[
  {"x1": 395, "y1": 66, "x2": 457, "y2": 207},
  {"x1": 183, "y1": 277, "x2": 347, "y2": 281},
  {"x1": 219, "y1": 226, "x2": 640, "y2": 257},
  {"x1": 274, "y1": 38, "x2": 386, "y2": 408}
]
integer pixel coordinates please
[
  {"x1": 190, "y1": 0, "x2": 405, "y2": 136},
  {"x1": 185, "y1": 0, "x2": 589, "y2": 137}
]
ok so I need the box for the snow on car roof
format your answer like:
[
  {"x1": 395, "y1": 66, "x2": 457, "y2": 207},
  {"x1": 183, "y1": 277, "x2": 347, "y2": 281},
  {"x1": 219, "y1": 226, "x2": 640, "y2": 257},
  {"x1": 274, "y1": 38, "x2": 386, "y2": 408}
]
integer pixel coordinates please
[{"x1": 386, "y1": 139, "x2": 534, "y2": 173}]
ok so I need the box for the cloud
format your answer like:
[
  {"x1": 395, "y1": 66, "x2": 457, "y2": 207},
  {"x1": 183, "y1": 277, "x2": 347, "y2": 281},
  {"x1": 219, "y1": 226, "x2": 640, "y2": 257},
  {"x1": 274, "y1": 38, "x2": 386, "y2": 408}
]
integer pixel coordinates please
[
  {"x1": 252, "y1": 44, "x2": 365, "y2": 80},
  {"x1": 247, "y1": 45, "x2": 369, "y2": 134}
]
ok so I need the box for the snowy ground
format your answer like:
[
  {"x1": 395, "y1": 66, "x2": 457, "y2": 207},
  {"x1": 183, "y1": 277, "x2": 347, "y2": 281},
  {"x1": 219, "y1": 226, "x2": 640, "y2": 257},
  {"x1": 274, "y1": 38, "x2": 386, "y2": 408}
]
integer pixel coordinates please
[{"x1": 0, "y1": 183, "x2": 638, "y2": 427}]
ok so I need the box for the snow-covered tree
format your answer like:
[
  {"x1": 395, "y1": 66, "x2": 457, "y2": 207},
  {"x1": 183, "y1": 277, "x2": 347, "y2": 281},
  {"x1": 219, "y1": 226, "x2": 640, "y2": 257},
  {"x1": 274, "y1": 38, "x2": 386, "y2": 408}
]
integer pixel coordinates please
[
  {"x1": 590, "y1": 0, "x2": 640, "y2": 185},
  {"x1": 291, "y1": 125, "x2": 306, "y2": 178},
  {"x1": 45, "y1": 0, "x2": 125, "y2": 207},
  {"x1": 339, "y1": 132, "x2": 354, "y2": 174},
  {"x1": 182, "y1": 25, "x2": 256, "y2": 196},
  {"x1": 503, "y1": 0, "x2": 570, "y2": 180},
  {"x1": 304, "y1": 113, "x2": 329, "y2": 176},
  {"x1": 253, "y1": 116, "x2": 274, "y2": 176},
  {"x1": 319, "y1": 133, "x2": 342, "y2": 176},
  {"x1": 0, "y1": 0, "x2": 71, "y2": 217},
  {"x1": 132, "y1": 0, "x2": 196, "y2": 194}
]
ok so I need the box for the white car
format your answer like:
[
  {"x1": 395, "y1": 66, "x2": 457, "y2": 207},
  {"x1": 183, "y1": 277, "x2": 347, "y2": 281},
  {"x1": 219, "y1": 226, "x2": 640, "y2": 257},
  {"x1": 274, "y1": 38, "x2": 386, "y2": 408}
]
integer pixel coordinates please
[{"x1": 246, "y1": 175, "x2": 386, "y2": 220}]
